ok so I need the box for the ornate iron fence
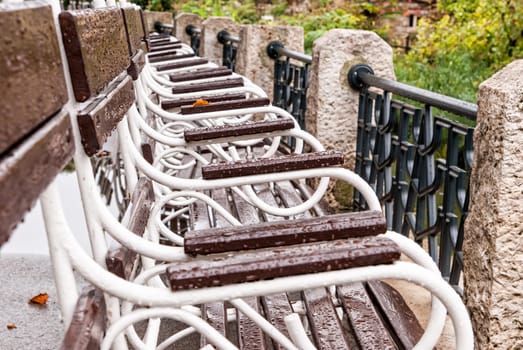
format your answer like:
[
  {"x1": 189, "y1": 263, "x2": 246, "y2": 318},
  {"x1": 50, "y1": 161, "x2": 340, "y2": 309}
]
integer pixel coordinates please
[
  {"x1": 348, "y1": 64, "x2": 477, "y2": 295},
  {"x1": 267, "y1": 41, "x2": 311, "y2": 130},
  {"x1": 185, "y1": 24, "x2": 201, "y2": 56},
  {"x1": 217, "y1": 30, "x2": 239, "y2": 71}
]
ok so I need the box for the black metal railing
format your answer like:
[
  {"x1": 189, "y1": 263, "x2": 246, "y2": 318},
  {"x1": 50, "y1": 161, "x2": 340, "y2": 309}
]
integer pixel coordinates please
[
  {"x1": 185, "y1": 24, "x2": 201, "y2": 56},
  {"x1": 154, "y1": 21, "x2": 173, "y2": 35},
  {"x1": 217, "y1": 30, "x2": 240, "y2": 71},
  {"x1": 267, "y1": 41, "x2": 311, "y2": 130},
  {"x1": 348, "y1": 64, "x2": 477, "y2": 295}
]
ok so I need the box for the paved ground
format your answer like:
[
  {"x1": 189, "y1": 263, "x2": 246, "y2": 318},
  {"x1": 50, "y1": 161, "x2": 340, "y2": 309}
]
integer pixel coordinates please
[
  {"x1": 0, "y1": 255, "x2": 65, "y2": 350},
  {"x1": 0, "y1": 254, "x2": 456, "y2": 349}
]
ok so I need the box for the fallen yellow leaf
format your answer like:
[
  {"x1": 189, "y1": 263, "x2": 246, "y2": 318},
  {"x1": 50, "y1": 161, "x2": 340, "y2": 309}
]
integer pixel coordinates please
[{"x1": 29, "y1": 293, "x2": 49, "y2": 305}]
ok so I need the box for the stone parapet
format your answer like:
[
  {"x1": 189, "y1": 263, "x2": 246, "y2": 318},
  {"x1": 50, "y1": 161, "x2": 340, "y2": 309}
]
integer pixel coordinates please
[
  {"x1": 201, "y1": 17, "x2": 239, "y2": 66},
  {"x1": 306, "y1": 29, "x2": 394, "y2": 168},
  {"x1": 174, "y1": 12, "x2": 202, "y2": 45},
  {"x1": 236, "y1": 24, "x2": 303, "y2": 97},
  {"x1": 143, "y1": 10, "x2": 173, "y2": 33},
  {"x1": 464, "y1": 59, "x2": 523, "y2": 349}
]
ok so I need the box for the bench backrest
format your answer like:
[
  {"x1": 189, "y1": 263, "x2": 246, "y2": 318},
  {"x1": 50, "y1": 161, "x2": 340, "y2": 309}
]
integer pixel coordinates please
[
  {"x1": 0, "y1": 1, "x2": 74, "y2": 246},
  {"x1": 59, "y1": 7, "x2": 135, "y2": 156}
]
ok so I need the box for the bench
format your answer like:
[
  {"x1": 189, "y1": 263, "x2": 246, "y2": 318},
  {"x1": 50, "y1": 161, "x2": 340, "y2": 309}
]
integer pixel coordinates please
[{"x1": 0, "y1": 2, "x2": 473, "y2": 349}]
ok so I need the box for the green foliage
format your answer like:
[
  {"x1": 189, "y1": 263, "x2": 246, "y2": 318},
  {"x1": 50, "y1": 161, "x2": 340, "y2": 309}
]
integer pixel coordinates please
[
  {"x1": 397, "y1": 0, "x2": 523, "y2": 103},
  {"x1": 176, "y1": 0, "x2": 259, "y2": 23},
  {"x1": 149, "y1": 0, "x2": 175, "y2": 12},
  {"x1": 281, "y1": 9, "x2": 363, "y2": 52}
]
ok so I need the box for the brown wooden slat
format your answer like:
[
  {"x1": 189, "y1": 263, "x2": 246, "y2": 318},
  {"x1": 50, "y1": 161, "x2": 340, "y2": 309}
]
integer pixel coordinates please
[
  {"x1": 149, "y1": 43, "x2": 183, "y2": 52},
  {"x1": 149, "y1": 52, "x2": 196, "y2": 64},
  {"x1": 367, "y1": 280, "x2": 426, "y2": 349},
  {"x1": 77, "y1": 74, "x2": 135, "y2": 156},
  {"x1": 169, "y1": 67, "x2": 232, "y2": 82},
  {"x1": 202, "y1": 151, "x2": 344, "y2": 180},
  {"x1": 161, "y1": 93, "x2": 246, "y2": 110},
  {"x1": 201, "y1": 303, "x2": 228, "y2": 347},
  {"x1": 156, "y1": 58, "x2": 208, "y2": 72},
  {"x1": 184, "y1": 119, "x2": 294, "y2": 143},
  {"x1": 337, "y1": 283, "x2": 396, "y2": 349},
  {"x1": 184, "y1": 210, "x2": 385, "y2": 256},
  {"x1": 181, "y1": 97, "x2": 270, "y2": 115},
  {"x1": 0, "y1": 1, "x2": 68, "y2": 156},
  {"x1": 168, "y1": 236, "x2": 400, "y2": 290},
  {"x1": 128, "y1": 49, "x2": 145, "y2": 80},
  {"x1": 105, "y1": 177, "x2": 154, "y2": 279},
  {"x1": 0, "y1": 111, "x2": 74, "y2": 246},
  {"x1": 172, "y1": 77, "x2": 243, "y2": 94},
  {"x1": 60, "y1": 286, "x2": 106, "y2": 350},
  {"x1": 59, "y1": 7, "x2": 130, "y2": 102},
  {"x1": 260, "y1": 293, "x2": 294, "y2": 350},
  {"x1": 121, "y1": 7, "x2": 144, "y2": 56},
  {"x1": 302, "y1": 288, "x2": 351, "y2": 349},
  {"x1": 237, "y1": 297, "x2": 267, "y2": 350},
  {"x1": 148, "y1": 36, "x2": 171, "y2": 44}
]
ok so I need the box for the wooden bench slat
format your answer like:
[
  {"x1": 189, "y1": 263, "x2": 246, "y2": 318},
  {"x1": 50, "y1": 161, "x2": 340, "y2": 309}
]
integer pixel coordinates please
[
  {"x1": 228, "y1": 178, "x2": 293, "y2": 349},
  {"x1": 0, "y1": 1, "x2": 68, "y2": 156},
  {"x1": 236, "y1": 297, "x2": 268, "y2": 350},
  {"x1": 77, "y1": 74, "x2": 135, "y2": 156},
  {"x1": 169, "y1": 67, "x2": 232, "y2": 82},
  {"x1": 161, "y1": 93, "x2": 246, "y2": 110},
  {"x1": 128, "y1": 49, "x2": 146, "y2": 80},
  {"x1": 168, "y1": 236, "x2": 400, "y2": 290},
  {"x1": 181, "y1": 97, "x2": 270, "y2": 115},
  {"x1": 302, "y1": 288, "x2": 351, "y2": 349},
  {"x1": 201, "y1": 150, "x2": 344, "y2": 180},
  {"x1": 367, "y1": 280, "x2": 426, "y2": 349},
  {"x1": 172, "y1": 77, "x2": 244, "y2": 94},
  {"x1": 184, "y1": 118, "x2": 292, "y2": 144},
  {"x1": 106, "y1": 177, "x2": 154, "y2": 279},
  {"x1": 337, "y1": 283, "x2": 396, "y2": 349},
  {"x1": 60, "y1": 286, "x2": 106, "y2": 350},
  {"x1": 121, "y1": 7, "x2": 144, "y2": 57},
  {"x1": 59, "y1": 7, "x2": 130, "y2": 102},
  {"x1": 201, "y1": 302, "x2": 228, "y2": 347},
  {"x1": 0, "y1": 111, "x2": 74, "y2": 246},
  {"x1": 149, "y1": 43, "x2": 183, "y2": 52},
  {"x1": 156, "y1": 58, "x2": 208, "y2": 72},
  {"x1": 148, "y1": 51, "x2": 194, "y2": 63},
  {"x1": 184, "y1": 210, "x2": 385, "y2": 256},
  {"x1": 260, "y1": 293, "x2": 294, "y2": 350}
]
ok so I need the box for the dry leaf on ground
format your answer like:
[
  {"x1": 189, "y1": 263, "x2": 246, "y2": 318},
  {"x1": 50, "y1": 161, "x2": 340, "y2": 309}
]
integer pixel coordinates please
[{"x1": 29, "y1": 293, "x2": 49, "y2": 305}]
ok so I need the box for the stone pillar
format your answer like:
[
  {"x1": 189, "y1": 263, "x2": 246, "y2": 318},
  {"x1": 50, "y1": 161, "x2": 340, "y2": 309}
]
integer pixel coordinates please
[
  {"x1": 236, "y1": 24, "x2": 303, "y2": 97},
  {"x1": 464, "y1": 59, "x2": 523, "y2": 349},
  {"x1": 306, "y1": 29, "x2": 395, "y2": 169},
  {"x1": 200, "y1": 17, "x2": 239, "y2": 66},
  {"x1": 174, "y1": 12, "x2": 202, "y2": 45},
  {"x1": 143, "y1": 10, "x2": 173, "y2": 33}
]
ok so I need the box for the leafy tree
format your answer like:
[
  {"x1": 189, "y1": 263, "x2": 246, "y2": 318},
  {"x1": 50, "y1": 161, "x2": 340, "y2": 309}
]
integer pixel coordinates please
[{"x1": 396, "y1": 0, "x2": 523, "y2": 102}]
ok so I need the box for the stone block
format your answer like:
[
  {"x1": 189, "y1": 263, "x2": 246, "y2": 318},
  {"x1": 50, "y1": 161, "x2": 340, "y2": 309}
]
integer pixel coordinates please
[
  {"x1": 144, "y1": 10, "x2": 173, "y2": 33},
  {"x1": 0, "y1": 1, "x2": 67, "y2": 155},
  {"x1": 306, "y1": 29, "x2": 395, "y2": 170},
  {"x1": 174, "y1": 12, "x2": 202, "y2": 45},
  {"x1": 201, "y1": 16, "x2": 239, "y2": 66},
  {"x1": 464, "y1": 59, "x2": 523, "y2": 349},
  {"x1": 236, "y1": 24, "x2": 303, "y2": 97}
]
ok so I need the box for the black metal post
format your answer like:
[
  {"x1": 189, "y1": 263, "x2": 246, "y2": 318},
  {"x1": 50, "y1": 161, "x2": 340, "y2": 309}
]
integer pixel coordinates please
[
  {"x1": 266, "y1": 41, "x2": 311, "y2": 136},
  {"x1": 185, "y1": 24, "x2": 201, "y2": 56},
  {"x1": 217, "y1": 30, "x2": 240, "y2": 71}
]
